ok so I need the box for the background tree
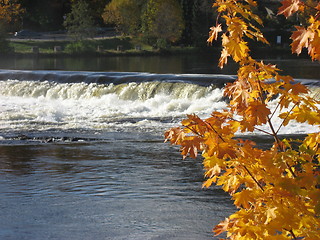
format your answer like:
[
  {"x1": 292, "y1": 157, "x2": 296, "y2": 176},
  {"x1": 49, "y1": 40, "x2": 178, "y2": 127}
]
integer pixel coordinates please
[
  {"x1": 0, "y1": 0, "x2": 24, "y2": 31},
  {"x1": 71, "y1": 0, "x2": 111, "y2": 26},
  {"x1": 142, "y1": 0, "x2": 185, "y2": 47},
  {"x1": 102, "y1": 0, "x2": 146, "y2": 35},
  {"x1": 0, "y1": 0, "x2": 24, "y2": 53},
  {"x1": 19, "y1": 0, "x2": 69, "y2": 31},
  {"x1": 63, "y1": 0, "x2": 96, "y2": 40},
  {"x1": 0, "y1": 0, "x2": 23, "y2": 24},
  {"x1": 180, "y1": 0, "x2": 214, "y2": 46}
]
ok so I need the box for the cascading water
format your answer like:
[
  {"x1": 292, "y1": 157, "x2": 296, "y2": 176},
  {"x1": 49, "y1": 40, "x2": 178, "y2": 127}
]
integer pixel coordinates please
[
  {"x1": 0, "y1": 70, "x2": 319, "y2": 137},
  {"x1": 0, "y1": 71, "x2": 234, "y2": 135}
]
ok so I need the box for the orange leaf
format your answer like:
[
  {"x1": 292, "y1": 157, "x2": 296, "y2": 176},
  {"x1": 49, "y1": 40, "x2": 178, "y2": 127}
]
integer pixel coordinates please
[
  {"x1": 213, "y1": 218, "x2": 234, "y2": 236},
  {"x1": 245, "y1": 101, "x2": 271, "y2": 126},
  {"x1": 208, "y1": 24, "x2": 222, "y2": 44},
  {"x1": 164, "y1": 127, "x2": 185, "y2": 145},
  {"x1": 278, "y1": 0, "x2": 301, "y2": 18},
  {"x1": 291, "y1": 26, "x2": 314, "y2": 55},
  {"x1": 309, "y1": 29, "x2": 320, "y2": 61},
  {"x1": 180, "y1": 137, "x2": 202, "y2": 159},
  {"x1": 224, "y1": 79, "x2": 251, "y2": 109},
  {"x1": 284, "y1": 82, "x2": 309, "y2": 95},
  {"x1": 219, "y1": 48, "x2": 230, "y2": 68},
  {"x1": 225, "y1": 39, "x2": 249, "y2": 62}
]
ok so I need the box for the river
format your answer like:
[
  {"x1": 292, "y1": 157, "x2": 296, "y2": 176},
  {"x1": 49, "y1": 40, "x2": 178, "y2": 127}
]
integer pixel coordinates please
[{"x1": 0, "y1": 53, "x2": 319, "y2": 240}]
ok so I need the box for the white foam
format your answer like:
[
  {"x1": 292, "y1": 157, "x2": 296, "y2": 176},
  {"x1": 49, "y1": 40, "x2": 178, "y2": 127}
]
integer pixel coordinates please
[{"x1": 0, "y1": 80, "x2": 318, "y2": 134}]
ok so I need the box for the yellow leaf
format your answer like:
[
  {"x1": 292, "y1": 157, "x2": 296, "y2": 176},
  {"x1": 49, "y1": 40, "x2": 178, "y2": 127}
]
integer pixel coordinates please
[
  {"x1": 224, "y1": 79, "x2": 251, "y2": 109},
  {"x1": 225, "y1": 39, "x2": 249, "y2": 62},
  {"x1": 219, "y1": 48, "x2": 230, "y2": 68},
  {"x1": 202, "y1": 177, "x2": 217, "y2": 188},
  {"x1": 264, "y1": 207, "x2": 277, "y2": 224},
  {"x1": 232, "y1": 189, "x2": 255, "y2": 209}
]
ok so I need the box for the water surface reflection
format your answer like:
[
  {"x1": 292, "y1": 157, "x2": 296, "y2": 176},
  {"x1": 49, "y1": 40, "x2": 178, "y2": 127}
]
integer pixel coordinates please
[
  {"x1": 0, "y1": 135, "x2": 234, "y2": 239},
  {"x1": 1, "y1": 51, "x2": 319, "y2": 78}
]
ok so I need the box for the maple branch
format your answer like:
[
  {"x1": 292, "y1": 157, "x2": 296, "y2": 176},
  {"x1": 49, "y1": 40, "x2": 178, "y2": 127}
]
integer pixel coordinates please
[
  {"x1": 303, "y1": 1, "x2": 320, "y2": 12},
  {"x1": 205, "y1": 121, "x2": 226, "y2": 143},
  {"x1": 267, "y1": 116, "x2": 280, "y2": 142},
  {"x1": 215, "y1": 12, "x2": 221, "y2": 26},
  {"x1": 243, "y1": 165, "x2": 265, "y2": 191},
  {"x1": 311, "y1": 143, "x2": 319, "y2": 162},
  {"x1": 275, "y1": 102, "x2": 299, "y2": 135},
  {"x1": 184, "y1": 125, "x2": 204, "y2": 138},
  {"x1": 285, "y1": 162, "x2": 297, "y2": 178},
  {"x1": 283, "y1": 228, "x2": 298, "y2": 240},
  {"x1": 290, "y1": 230, "x2": 298, "y2": 240},
  {"x1": 253, "y1": 126, "x2": 274, "y2": 137},
  {"x1": 270, "y1": 99, "x2": 281, "y2": 120},
  {"x1": 229, "y1": 117, "x2": 274, "y2": 136},
  {"x1": 252, "y1": 69, "x2": 280, "y2": 139},
  {"x1": 252, "y1": 69, "x2": 299, "y2": 179}
]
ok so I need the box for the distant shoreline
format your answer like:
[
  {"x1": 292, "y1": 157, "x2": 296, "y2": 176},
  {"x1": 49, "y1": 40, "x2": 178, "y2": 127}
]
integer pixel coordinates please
[{"x1": 4, "y1": 35, "x2": 299, "y2": 58}]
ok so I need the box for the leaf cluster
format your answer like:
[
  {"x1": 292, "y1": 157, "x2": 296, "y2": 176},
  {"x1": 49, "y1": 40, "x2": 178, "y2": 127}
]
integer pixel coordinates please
[
  {"x1": 165, "y1": 0, "x2": 320, "y2": 239},
  {"x1": 0, "y1": 0, "x2": 24, "y2": 24},
  {"x1": 63, "y1": 0, "x2": 96, "y2": 41},
  {"x1": 102, "y1": 0, "x2": 185, "y2": 44}
]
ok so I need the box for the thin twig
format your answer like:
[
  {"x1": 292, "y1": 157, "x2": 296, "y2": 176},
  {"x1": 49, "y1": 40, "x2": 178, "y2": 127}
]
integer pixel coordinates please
[
  {"x1": 275, "y1": 102, "x2": 299, "y2": 135},
  {"x1": 243, "y1": 165, "x2": 265, "y2": 191}
]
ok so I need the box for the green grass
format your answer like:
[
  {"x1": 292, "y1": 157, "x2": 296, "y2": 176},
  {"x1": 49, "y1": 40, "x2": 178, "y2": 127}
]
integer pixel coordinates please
[
  {"x1": 10, "y1": 40, "x2": 69, "y2": 53},
  {"x1": 9, "y1": 37, "x2": 154, "y2": 54},
  {"x1": 8, "y1": 36, "x2": 198, "y2": 55}
]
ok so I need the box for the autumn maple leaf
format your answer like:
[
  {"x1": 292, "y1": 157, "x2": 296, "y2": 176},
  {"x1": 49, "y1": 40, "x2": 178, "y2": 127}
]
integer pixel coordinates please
[
  {"x1": 180, "y1": 137, "x2": 203, "y2": 159},
  {"x1": 224, "y1": 79, "x2": 251, "y2": 109},
  {"x1": 308, "y1": 18, "x2": 320, "y2": 61},
  {"x1": 278, "y1": 0, "x2": 301, "y2": 18},
  {"x1": 213, "y1": 218, "x2": 234, "y2": 236},
  {"x1": 233, "y1": 189, "x2": 255, "y2": 209},
  {"x1": 208, "y1": 24, "x2": 222, "y2": 44},
  {"x1": 291, "y1": 26, "x2": 314, "y2": 55},
  {"x1": 244, "y1": 101, "x2": 271, "y2": 126},
  {"x1": 225, "y1": 39, "x2": 249, "y2": 62},
  {"x1": 309, "y1": 33, "x2": 320, "y2": 60}
]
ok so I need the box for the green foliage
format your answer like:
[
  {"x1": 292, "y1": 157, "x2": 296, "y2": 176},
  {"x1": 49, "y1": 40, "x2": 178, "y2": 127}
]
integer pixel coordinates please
[
  {"x1": 64, "y1": 40, "x2": 95, "y2": 54},
  {"x1": 155, "y1": 38, "x2": 170, "y2": 49},
  {"x1": 102, "y1": 0, "x2": 146, "y2": 35},
  {"x1": 142, "y1": 0, "x2": 185, "y2": 44},
  {"x1": 0, "y1": 23, "x2": 13, "y2": 53},
  {"x1": 0, "y1": 36, "x2": 13, "y2": 54},
  {"x1": 63, "y1": 0, "x2": 96, "y2": 40},
  {"x1": 180, "y1": 0, "x2": 214, "y2": 46}
]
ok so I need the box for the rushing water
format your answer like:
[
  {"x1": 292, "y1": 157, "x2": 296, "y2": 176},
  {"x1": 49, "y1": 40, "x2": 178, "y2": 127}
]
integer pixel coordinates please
[{"x1": 0, "y1": 54, "x2": 319, "y2": 240}]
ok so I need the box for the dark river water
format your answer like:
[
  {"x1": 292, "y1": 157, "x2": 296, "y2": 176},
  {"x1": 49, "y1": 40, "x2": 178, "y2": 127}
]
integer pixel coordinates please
[{"x1": 0, "y1": 52, "x2": 319, "y2": 240}]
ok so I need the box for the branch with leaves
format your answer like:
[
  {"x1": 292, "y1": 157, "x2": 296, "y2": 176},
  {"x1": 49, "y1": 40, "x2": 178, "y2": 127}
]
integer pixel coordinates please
[
  {"x1": 165, "y1": 0, "x2": 320, "y2": 239},
  {"x1": 0, "y1": 0, "x2": 23, "y2": 23}
]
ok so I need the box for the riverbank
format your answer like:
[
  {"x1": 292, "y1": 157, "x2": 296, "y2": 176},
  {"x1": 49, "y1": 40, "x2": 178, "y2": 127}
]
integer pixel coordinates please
[
  {"x1": 6, "y1": 35, "x2": 297, "y2": 58},
  {"x1": 7, "y1": 36, "x2": 202, "y2": 56}
]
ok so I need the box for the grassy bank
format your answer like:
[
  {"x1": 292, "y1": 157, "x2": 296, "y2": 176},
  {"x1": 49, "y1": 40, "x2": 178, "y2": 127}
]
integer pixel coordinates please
[
  {"x1": 7, "y1": 36, "x2": 295, "y2": 60},
  {"x1": 8, "y1": 37, "x2": 199, "y2": 56}
]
